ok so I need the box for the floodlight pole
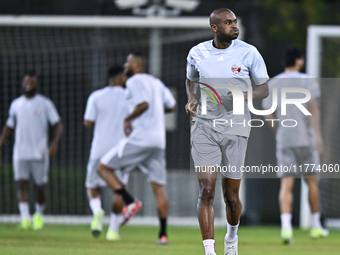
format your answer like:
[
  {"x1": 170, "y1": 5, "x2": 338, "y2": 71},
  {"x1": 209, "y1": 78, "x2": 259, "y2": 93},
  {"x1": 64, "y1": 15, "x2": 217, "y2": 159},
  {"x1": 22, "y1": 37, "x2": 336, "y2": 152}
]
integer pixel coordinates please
[
  {"x1": 149, "y1": 28, "x2": 162, "y2": 78},
  {"x1": 115, "y1": 1, "x2": 200, "y2": 78},
  {"x1": 146, "y1": 4, "x2": 165, "y2": 79},
  {"x1": 134, "y1": 2, "x2": 181, "y2": 78}
]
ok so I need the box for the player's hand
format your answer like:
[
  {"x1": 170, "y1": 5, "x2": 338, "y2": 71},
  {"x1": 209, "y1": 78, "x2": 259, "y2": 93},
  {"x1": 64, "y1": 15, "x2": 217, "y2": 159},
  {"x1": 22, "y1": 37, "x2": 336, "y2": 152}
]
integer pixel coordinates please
[
  {"x1": 228, "y1": 91, "x2": 248, "y2": 101},
  {"x1": 124, "y1": 119, "x2": 132, "y2": 137},
  {"x1": 316, "y1": 136, "x2": 324, "y2": 154},
  {"x1": 49, "y1": 142, "x2": 58, "y2": 158},
  {"x1": 185, "y1": 98, "x2": 197, "y2": 116}
]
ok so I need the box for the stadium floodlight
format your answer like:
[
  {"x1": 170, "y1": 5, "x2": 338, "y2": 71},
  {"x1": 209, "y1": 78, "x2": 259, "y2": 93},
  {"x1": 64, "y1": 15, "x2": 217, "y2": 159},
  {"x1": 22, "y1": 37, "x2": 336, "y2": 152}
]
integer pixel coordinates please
[
  {"x1": 114, "y1": 0, "x2": 147, "y2": 10},
  {"x1": 115, "y1": 0, "x2": 200, "y2": 16},
  {"x1": 165, "y1": 0, "x2": 200, "y2": 12}
]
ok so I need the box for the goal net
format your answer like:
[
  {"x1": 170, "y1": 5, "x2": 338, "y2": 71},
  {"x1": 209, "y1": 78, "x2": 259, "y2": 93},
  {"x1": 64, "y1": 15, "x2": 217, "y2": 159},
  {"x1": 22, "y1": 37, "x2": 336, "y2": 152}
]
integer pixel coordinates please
[
  {"x1": 0, "y1": 15, "x2": 244, "y2": 225},
  {"x1": 304, "y1": 25, "x2": 340, "y2": 229}
]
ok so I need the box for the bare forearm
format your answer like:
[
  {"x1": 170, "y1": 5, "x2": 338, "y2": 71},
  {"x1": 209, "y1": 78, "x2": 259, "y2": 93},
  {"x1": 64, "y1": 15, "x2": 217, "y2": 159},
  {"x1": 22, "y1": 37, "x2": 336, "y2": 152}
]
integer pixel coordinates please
[
  {"x1": 0, "y1": 126, "x2": 13, "y2": 148},
  {"x1": 309, "y1": 99, "x2": 323, "y2": 153},
  {"x1": 84, "y1": 120, "x2": 95, "y2": 128},
  {"x1": 186, "y1": 79, "x2": 197, "y2": 100},
  {"x1": 310, "y1": 104, "x2": 322, "y2": 137},
  {"x1": 51, "y1": 122, "x2": 62, "y2": 145},
  {"x1": 264, "y1": 113, "x2": 278, "y2": 133},
  {"x1": 126, "y1": 102, "x2": 149, "y2": 121},
  {"x1": 252, "y1": 83, "x2": 269, "y2": 100},
  {"x1": 165, "y1": 106, "x2": 176, "y2": 113}
]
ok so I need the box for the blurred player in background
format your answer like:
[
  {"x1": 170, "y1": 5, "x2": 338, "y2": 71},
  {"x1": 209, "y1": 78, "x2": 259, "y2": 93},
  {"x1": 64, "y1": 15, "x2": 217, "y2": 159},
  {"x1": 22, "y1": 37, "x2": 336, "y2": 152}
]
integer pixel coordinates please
[
  {"x1": 262, "y1": 47, "x2": 328, "y2": 244},
  {"x1": 97, "y1": 52, "x2": 176, "y2": 244},
  {"x1": 84, "y1": 65, "x2": 128, "y2": 240},
  {"x1": 186, "y1": 8, "x2": 269, "y2": 255},
  {"x1": 0, "y1": 71, "x2": 62, "y2": 230}
]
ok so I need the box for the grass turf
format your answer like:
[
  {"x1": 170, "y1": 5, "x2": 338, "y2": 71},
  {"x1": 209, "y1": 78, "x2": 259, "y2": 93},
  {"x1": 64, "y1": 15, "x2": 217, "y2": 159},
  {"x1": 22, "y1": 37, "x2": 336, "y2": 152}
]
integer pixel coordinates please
[{"x1": 0, "y1": 224, "x2": 339, "y2": 255}]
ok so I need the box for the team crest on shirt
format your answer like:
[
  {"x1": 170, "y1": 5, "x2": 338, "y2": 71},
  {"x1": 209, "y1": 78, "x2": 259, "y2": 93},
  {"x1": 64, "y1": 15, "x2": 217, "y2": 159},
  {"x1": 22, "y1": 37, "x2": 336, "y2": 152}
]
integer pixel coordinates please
[
  {"x1": 34, "y1": 109, "x2": 42, "y2": 116},
  {"x1": 231, "y1": 64, "x2": 241, "y2": 74}
]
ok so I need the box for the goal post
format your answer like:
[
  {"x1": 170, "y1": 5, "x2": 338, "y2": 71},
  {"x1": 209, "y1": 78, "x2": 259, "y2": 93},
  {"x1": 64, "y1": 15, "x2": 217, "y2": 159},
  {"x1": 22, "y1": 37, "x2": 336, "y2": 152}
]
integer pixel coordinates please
[
  {"x1": 0, "y1": 15, "x2": 211, "y2": 28},
  {"x1": 302, "y1": 25, "x2": 340, "y2": 229},
  {"x1": 306, "y1": 25, "x2": 340, "y2": 77},
  {"x1": 0, "y1": 15, "x2": 246, "y2": 226},
  {"x1": 0, "y1": 15, "x2": 210, "y2": 90}
]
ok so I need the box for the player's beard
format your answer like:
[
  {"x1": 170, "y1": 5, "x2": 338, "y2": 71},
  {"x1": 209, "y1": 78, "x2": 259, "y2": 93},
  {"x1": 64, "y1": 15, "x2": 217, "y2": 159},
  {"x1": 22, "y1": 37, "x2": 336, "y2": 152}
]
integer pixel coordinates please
[
  {"x1": 23, "y1": 88, "x2": 37, "y2": 98},
  {"x1": 125, "y1": 69, "x2": 134, "y2": 77},
  {"x1": 220, "y1": 32, "x2": 238, "y2": 42}
]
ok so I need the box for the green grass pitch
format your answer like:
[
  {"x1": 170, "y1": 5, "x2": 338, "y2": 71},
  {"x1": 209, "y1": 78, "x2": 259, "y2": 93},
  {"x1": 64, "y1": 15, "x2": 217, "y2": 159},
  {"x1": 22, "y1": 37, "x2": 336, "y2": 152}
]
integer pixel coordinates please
[{"x1": 0, "y1": 224, "x2": 339, "y2": 255}]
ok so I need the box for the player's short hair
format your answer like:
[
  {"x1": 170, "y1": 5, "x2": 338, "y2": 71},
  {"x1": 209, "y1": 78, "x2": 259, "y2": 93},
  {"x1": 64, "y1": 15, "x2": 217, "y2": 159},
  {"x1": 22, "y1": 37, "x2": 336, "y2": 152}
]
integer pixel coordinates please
[
  {"x1": 25, "y1": 70, "x2": 37, "y2": 77},
  {"x1": 131, "y1": 52, "x2": 147, "y2": 70},
  {"x1": 107, "y1": 65, "x2": 124, "y2": 79},
  {"x1": 131, "y1": 51, "x2": 145, "y2": 59},
  {"x1": 23, "y1": 70, "x2": 39, "y2": 84},
  {"x1": 283, "y1": 47, "x2": 304, "y2": 68},
  {"x1": 211, "y1": 8, "x2": 232, "y2": 15},
  {"x1": 210, "y1": 8, "x2": 233, "y2": 26}
]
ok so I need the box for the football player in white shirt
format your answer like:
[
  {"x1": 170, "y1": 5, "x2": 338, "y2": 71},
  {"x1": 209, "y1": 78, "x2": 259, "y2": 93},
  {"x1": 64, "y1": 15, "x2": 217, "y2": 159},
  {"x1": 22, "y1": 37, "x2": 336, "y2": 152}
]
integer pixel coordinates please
[
  {"x1": 186, "y1": 8, "x2": 269, "y2": 255},
  {"x1": 0, "y1": 71, "x2": 62, "y2": 231},
  {"x1": 97, "y1": 52, "x2": 176, "y2": 244},
  {"x1": 262, "y1": 48, "x2": 328, "y2": 244},
  {"x1": 84, "y1": 65, "x2": 128, "y2": 240}
]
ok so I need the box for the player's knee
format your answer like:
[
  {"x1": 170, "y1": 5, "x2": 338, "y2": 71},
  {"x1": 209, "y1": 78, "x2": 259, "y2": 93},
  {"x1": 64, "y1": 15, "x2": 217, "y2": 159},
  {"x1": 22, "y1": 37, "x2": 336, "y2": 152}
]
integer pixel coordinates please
[
  {"x1": 157, "y1": 196, "x2": 168, "y2": 209},
  {"x1": 224, "y1": 195, "x2": 241, "y2": 212},
  {"x1": 18, "y1": 180, "x2": 29, "y2": 191},
  {"x1": 35, "y1": 185, "x2": 45, "y2": 192},
  {"x1": 305, "y1": 177, "x2": 317, "y2": 186},
  {"x1": 155, "y1": 187, "x2": 167, "y2": 200},
  {"x1": 199, "y1": 185, "x2": 215, "y2": 204}
]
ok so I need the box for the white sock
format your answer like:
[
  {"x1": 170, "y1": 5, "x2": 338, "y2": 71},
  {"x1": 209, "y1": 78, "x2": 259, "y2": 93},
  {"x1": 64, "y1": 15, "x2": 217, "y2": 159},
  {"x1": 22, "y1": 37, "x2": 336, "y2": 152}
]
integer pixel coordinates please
[
  {"x1": 89, "y1": 198, "x2": 102, "y2": 215},
  {"x1": 203, "y1": 239, "x2": 215, "y2": 255},
  {"x1": 108, "y1": 213, "x2": 122, "y2": 233},
  {"x1": 35, "y1": 203, "x2": 46, "y2": 215},
  {"x1": 281, "y1": 213, "x2": 292, "y2": 231},
  {"x1": 312, "y1": 212, "x2": 322, "y2": 229},
  {"x1": 225, "y1": 221, "x2": 239, "y2": 242},
  {"x1": 18, "y1": 202, "x2": 30, "y2": 220}
]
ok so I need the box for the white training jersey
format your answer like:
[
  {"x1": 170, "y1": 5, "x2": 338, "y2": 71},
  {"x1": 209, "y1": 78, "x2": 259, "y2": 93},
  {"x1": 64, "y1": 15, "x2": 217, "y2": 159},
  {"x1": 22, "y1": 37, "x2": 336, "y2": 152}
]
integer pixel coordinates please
[
  {"x1": 187, "y1": 39, "x2": 269, "y2": 137},
  {"x1": 6, "y1": 94, "x2": 60, "y2": 160},
  {"x1": 125, "y1": 73, "x2": 176, "y2": 149},
  {"x1": 84, "y1": 86, "x2": 128, "y2": 160},
  {"x1": 262, "y1": 71, "x2": 320, "y2": 149}
]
